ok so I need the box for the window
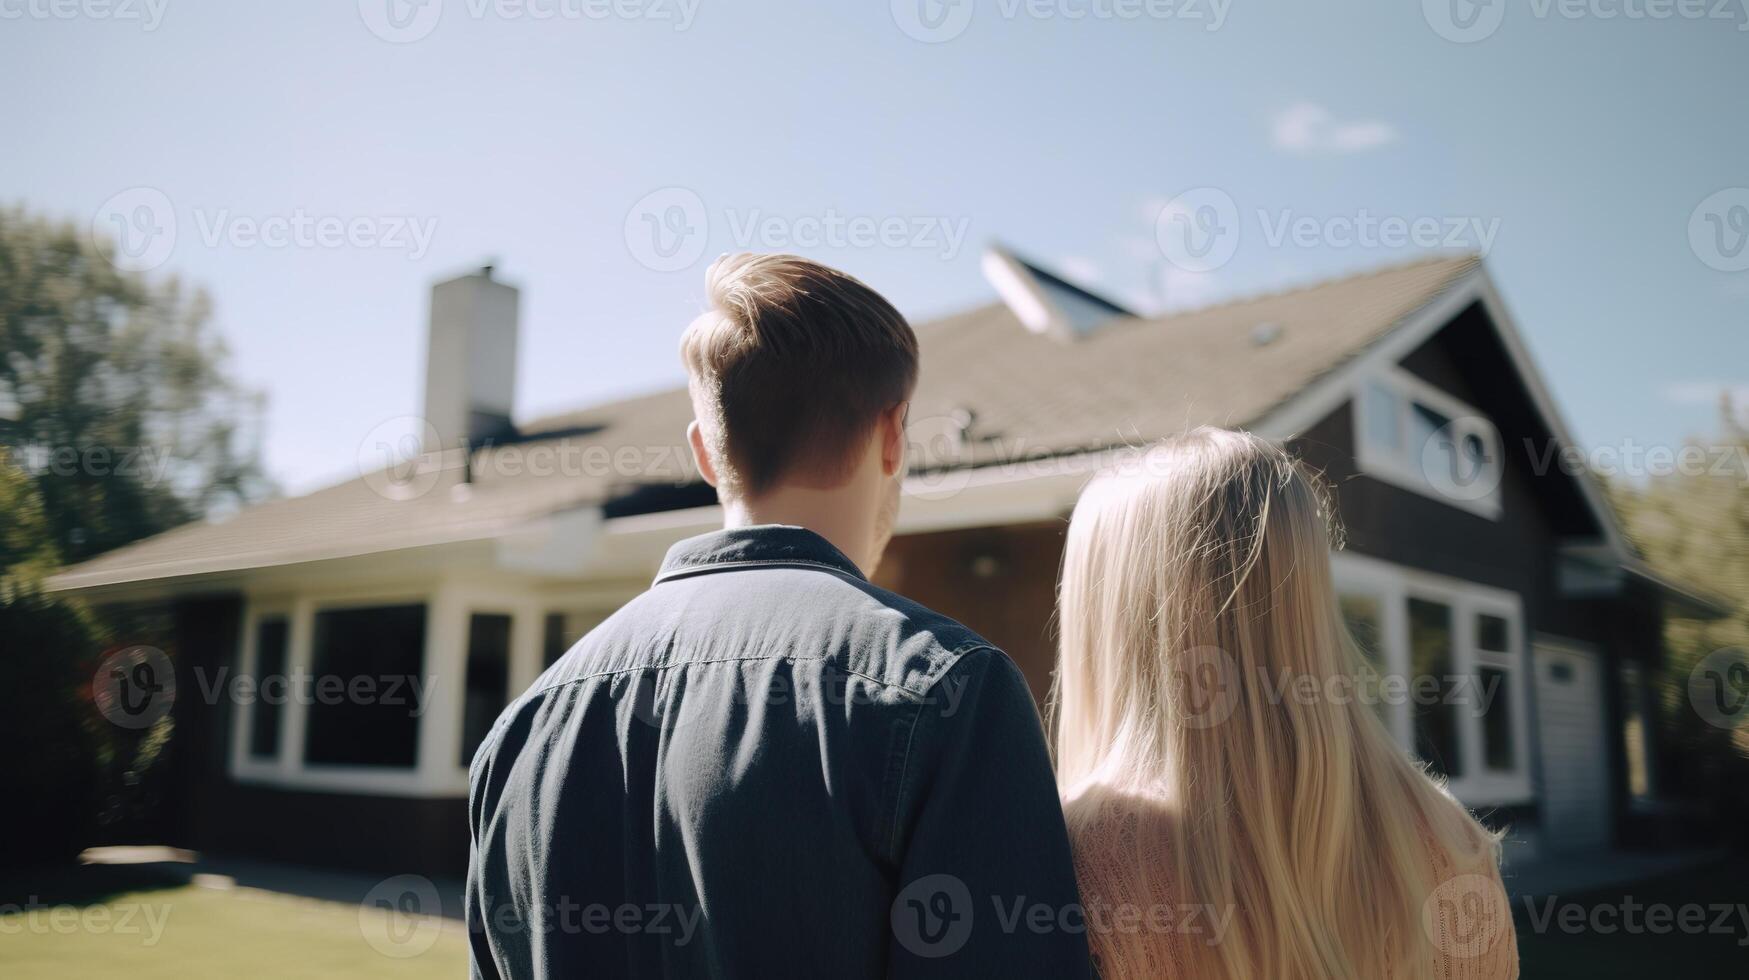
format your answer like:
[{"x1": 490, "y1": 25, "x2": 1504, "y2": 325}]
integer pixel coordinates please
[
  {"x1": 1361, "y1": 382, "x2": 1404, "y2": 454},
  {"x1": 1331, "y1": 553, "x2": 1530, "y2": 807},
  {"x1": 1621, "y1": 664, "x2": 1652, "y2": 800},
  {"x1": 1474, "y1": 613, "x2": 1517, "y2": 773},
  {"x1": 1408, "y1": 598, "x2": 1462, "y2": 778},
  {"x1": 1340, "y1": 595, "x2": 1390, "y2": 720},
  {"x1": 303, "y1": 604, "x2": 427, "y2": 768},
  {"x1": 1353, "y1": 369, "x2": 1502, "y2": 519},
  {"x1": 543, "y1": 612, "x2": 569, "y2": 669},
  {"x1": 460, "y1": 613, "x2": 512, "y2": 766},
  {"x1": 543, "y1": 611, "x2": 605, "y2": 669},
  {"x1": 249, "y1": 617, "x2": 289, "y2": 760},
  {"x1": 1477, "y1": 666, "x2": 1515, "y2": 772}
]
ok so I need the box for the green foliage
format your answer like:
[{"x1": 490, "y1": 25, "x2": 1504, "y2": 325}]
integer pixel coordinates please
[
  {"x1": 0, "y1": 205, "x2": 272, "y2": 564},
  {"x1": 0, "y1": 205, "x2": 272, "y2": 866},
  {"x1": 1611, "y1": 396, "x2": 1749, "y2": 832}
]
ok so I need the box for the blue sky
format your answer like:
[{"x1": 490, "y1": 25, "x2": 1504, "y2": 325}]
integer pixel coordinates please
[{"x1": 6, "y1": 0, "x2": 1746, "y2": 494}]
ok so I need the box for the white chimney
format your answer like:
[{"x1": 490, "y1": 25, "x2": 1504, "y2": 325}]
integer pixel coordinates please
[{"x1": 422, "y1": 265, "x2": 520, "y2": 451}]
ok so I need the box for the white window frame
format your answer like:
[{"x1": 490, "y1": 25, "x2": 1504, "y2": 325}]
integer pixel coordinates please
[
  {"x1": 1331, "y1": 551, "x2": 1533, "y2": 807},
  {"x1": 1352, "y1": 367, "x2": 1504, "y2": 521},
  {"x1": 230, "y1": 585, "x2": 458, "y2": 797},
  {"x1": 230, "y1": 579, "x2": 629, "y2": 797}
]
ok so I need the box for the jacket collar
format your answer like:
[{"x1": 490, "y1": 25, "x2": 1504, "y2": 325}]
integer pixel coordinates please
[{"x1": 654, "y1": 525, "x2": 867, "y2": 585}]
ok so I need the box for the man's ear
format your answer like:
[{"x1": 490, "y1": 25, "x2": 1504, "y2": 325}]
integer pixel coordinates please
[
  {"x1": 879, "y1": 402, "x2": 908, "y2": 478},
  {"x1": 687, "y1": 420, "x2": 719, "y2": 488}
]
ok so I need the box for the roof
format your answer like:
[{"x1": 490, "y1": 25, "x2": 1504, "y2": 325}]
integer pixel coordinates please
[{"x1": 48, "y1": 253, "x2": 1483, "y2": 594}]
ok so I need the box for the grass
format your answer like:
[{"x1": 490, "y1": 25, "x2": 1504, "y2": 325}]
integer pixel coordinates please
[
  {"x1": 7, "y1": 855, "x2": 1744, "y2": 977},
  {"x1": 1514, "y1": 854, "x2": 1749, "y2": 977},
  {"x1": 0, "y1": 863, "x2": 467, "y2": 979}
]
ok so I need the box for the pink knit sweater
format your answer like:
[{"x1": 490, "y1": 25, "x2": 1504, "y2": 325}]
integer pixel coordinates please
[{"x1": 1065, "y1": 793, "x2": 1520, "y2": 979}]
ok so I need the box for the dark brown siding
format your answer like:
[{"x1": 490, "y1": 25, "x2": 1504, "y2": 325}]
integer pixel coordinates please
[{"x1": 874, "y1": 522, "x2": 1068, "y2": 705}]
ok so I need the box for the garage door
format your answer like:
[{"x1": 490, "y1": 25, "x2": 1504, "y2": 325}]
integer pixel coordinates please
[{"x1": 1535, "y1": 640, "x2": 1612, "y2": 852}]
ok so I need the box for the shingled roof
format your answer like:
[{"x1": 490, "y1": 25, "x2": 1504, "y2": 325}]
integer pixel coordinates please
[{"x1": 48, "y1": 253, "x2": 1482, "y2": 593}]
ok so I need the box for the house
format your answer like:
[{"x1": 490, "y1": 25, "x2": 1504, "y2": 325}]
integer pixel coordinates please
[{"x1": 48, "y1": 249, "x2": 1727, "y2": 877}]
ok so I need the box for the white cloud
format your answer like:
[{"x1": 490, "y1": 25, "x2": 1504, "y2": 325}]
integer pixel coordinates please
[
  {"x1": 1058, "y1": 255, "x2": 1102, "y2": 284},
  {"x1": 1665, "y1": 380, "x2": 1749, "y2": 407},
  {"x1": 1271, "y1": 102, "x2": 1397, "y2": 155},
  {"x1": 1155, "y1": 265, "x2": 1222, "y2": 313}
]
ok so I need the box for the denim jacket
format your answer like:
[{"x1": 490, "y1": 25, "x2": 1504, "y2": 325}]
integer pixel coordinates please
[{"x1": 466, "y1": 525, "x2": 1091, "y2": 978}]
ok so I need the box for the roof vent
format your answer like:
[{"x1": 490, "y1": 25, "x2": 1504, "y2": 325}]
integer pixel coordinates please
[{"x1": 1250, "y1": 322, "x2": 1284, "y2": 347}]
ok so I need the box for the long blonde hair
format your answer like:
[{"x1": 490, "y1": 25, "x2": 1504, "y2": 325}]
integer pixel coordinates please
[{"x1": 1053, "y1": 428, "x2": 1498, "y2": 980}]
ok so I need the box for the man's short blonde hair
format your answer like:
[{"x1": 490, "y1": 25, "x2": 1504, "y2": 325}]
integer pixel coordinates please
[{"x1": 680, "y1": 253, "x2": 918, "y2": 499}]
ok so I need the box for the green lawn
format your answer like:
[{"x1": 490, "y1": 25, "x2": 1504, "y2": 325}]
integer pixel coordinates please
[
  {"x1": 1515, "y1": 855, "x2": 1749, "y2": 977},
  {"x1": 0, "y1": 864, "x2": 467, "y2": 979}
]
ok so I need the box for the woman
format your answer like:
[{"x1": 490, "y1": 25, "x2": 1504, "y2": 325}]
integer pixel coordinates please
[{"x1": 1053, "y1": 429, "x2": 1518, "y2": 979}]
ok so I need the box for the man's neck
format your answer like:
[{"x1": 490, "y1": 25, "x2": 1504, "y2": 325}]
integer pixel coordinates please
[{"x1": 722, "y1": 487, "x2": 874, "y2": 575}]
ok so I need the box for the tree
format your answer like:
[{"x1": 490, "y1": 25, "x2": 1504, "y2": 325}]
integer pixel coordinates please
[
  {"x1": 0, "y1": 205, "x2": 272, "y2": 565},
  {"x1": 1612, "y1": 395, "x2": 1749, "y2": 836},
  {"x1": 0, "y1": 205, "x2": 273, "y2": 866}
]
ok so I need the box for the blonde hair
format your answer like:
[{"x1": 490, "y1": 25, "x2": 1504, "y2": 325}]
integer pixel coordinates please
[
  {"x1": 1052, "y1": 428, "x2": 1500, "y2": 980},
  {"x1": 680, "y1": 253, "x2": 917, "y2": 499}
]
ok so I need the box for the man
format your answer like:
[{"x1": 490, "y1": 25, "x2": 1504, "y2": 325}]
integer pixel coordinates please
[{"x1": 466, "y1": 254, "x2": 1089, "y2": 978}]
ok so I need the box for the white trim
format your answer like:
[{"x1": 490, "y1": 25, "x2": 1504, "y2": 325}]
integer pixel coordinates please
[
  {"x1": 1350, "y1": 366, "x2": 1504, "y2": 520},
  {"x1": 1257, "y1": 265, "x2": 1630, "y2": 560},
  {"x1": 1330, "y1": 551, "x2": 1534, "y2": 807},
  {"x1": 230, "y1": 585, "x2": 466, "y2": 798}
]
